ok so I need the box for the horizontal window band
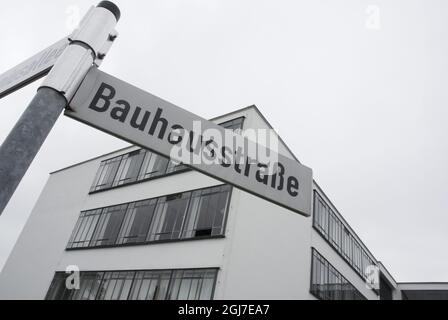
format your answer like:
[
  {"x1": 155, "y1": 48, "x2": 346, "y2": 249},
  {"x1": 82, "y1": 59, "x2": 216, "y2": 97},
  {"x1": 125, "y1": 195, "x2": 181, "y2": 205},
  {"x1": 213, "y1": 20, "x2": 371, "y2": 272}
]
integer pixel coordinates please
[{"x1": 66, "y1": 234, "x2": 226, "y2": 251}]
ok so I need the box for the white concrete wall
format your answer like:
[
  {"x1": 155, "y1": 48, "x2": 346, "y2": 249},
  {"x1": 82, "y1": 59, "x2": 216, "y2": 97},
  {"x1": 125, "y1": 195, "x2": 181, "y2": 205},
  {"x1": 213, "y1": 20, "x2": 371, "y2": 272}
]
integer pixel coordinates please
[
  {"x1": 0, "y1": 157, "x2": 99, "y2": 299},
  {"x1": 216, "y1": 189, "x2": 315, "y2": 299}
]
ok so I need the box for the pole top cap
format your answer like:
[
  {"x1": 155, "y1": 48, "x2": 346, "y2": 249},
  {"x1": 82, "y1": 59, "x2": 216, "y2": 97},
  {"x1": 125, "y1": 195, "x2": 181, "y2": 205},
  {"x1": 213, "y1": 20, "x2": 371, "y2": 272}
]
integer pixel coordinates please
[{"x1": 97, "y1": 1, "x2": 121, "y2": 21}]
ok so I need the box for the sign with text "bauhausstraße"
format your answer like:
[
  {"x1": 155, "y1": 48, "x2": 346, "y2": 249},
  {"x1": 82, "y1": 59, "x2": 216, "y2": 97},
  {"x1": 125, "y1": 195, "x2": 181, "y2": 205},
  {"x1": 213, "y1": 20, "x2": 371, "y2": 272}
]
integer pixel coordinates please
[
  {"x1": 0, "y1": 37, "x2": 68, "y2": 99},
  {"x1": 66, "y1": 67, "x2": 313, "y2": 217}
]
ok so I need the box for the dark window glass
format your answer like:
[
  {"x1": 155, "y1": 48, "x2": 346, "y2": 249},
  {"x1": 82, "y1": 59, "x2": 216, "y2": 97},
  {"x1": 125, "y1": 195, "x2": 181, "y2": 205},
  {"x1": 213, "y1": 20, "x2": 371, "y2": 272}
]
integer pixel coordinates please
[
  {"x1": 45, "y1": 272, "x2": 105, "y2": 300},
  {"x1": 167, "y1": 269, "x2": 218, "y2": 300},
  {"x1": 379, "y1": 276, "x2": 393, "y2": 300},
  {"x1": 67, "y1": 185, "x2": 232, "y2": 250},
  {"x1": 96, "y1": 271, "x2": 135, "y2": 300},
  {"x1": 310, "y1": 249, "x2": 366, "y2": 300},
  {"x1": 90, "y1": 156, "x2": 122, "y2": 192},
  {"x1": 90, "y1": 204, "x2": 128, "y2": 247},
  {"x1": 70, "y1": 272, "x2": 104, "y2": 300},
  {"x1": 114, "y1": 150, "x2": 146, "y2": 186},
  {"x1": 342, "y1": 228, "x2": 352, "y2": 261},
  {"x1": 147, "y1": 193, "x2": 191, "y2": 242},
  {"x1": 219, "y1": 117, "x2": 244, "y2": 131},
  {"x1": 128, "y1": 270, "x2": 171, "y2": 300},
  {"x1": 116, "y1": 199, "x2": 157, "y2": 245},
  {"x1": 328, "y1": 212, "x2": 341, "y2": 250},
  {"x1": 139, "y1": 151, "x2": 170, "y2": 180},
  {"x1": 353, "y1": 241, "x2": 362, "y2": 274},
  {"x1": 67, "y1": 209, "x2": 102, "y2": 249},
  {"x1": 165, "y1": 161, "x2": 188, "y2": 174},
  {"x1": 46, "y1": 269, "x2": 217, "y2": 300},
  {"x1": 45, "y1": 273, "x2": 72, "y2": 300},
  {"x1": 182, "y1": 185, "x2": 231, "y2": 238}
]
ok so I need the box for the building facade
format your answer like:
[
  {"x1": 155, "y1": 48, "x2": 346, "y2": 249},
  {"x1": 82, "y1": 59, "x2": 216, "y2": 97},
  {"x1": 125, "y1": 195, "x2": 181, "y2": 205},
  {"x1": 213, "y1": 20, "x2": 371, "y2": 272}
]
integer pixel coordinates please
[{"x1": 0, "y1": 106, "x2": 444, "y2": 300}]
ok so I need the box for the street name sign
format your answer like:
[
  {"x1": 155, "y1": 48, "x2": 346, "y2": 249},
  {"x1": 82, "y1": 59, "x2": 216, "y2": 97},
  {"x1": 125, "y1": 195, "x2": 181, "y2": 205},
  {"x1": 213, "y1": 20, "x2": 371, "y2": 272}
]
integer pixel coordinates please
[
  {"x1": 66, "y1": 67, "x2": 313, "y2": 216},
  {"x1": 0, "y1": 37, "x2": 69, "y2": 99}
]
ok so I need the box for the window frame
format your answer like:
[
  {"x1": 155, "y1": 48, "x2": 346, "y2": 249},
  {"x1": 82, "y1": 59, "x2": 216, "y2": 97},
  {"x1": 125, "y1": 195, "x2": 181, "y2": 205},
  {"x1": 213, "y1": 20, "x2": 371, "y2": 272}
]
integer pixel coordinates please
[
  {"x1": 312, "y1": 190, "x2": 379, "y2": 292},
  {"x1": 66, "y1": 185, "x2": 233, "y2": 250},
  {"x1": 113, "y1": 149, "x2": 147, "y2": 187},
  {"x1": 45, "y1": 268, "x2": 219, "y2": 301},
  {"x1": 310, "y1": 248, "x2": 366, "y2": 300},
  {"x1": 88, "y1": 118, "x2": 245, "y2": 194}
]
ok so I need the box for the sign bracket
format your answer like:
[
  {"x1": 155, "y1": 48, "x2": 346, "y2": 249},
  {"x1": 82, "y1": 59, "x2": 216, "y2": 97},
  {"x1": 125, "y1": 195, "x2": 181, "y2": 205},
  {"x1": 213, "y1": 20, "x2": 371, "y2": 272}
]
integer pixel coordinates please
[{"x1": 0, "y1": 1, "x2": 121, "y2": 215}]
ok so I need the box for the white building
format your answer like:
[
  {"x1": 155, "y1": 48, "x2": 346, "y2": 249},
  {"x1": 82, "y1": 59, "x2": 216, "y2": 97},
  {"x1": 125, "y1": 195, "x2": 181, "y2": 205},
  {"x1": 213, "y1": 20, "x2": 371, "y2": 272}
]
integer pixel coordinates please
[{"x1": 0, "y1": 105, "x2": 445, "y2": 300}]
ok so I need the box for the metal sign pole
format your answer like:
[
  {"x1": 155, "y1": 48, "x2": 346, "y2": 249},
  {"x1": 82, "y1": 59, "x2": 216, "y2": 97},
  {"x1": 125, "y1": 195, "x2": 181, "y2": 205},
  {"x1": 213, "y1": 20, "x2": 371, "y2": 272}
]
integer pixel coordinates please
[
  {"x1": 0, "y1": 1, "x2": 120, "y2": 215},
  {"x1": 0, "y1": 88, "x2": 66, "y2": 215}
]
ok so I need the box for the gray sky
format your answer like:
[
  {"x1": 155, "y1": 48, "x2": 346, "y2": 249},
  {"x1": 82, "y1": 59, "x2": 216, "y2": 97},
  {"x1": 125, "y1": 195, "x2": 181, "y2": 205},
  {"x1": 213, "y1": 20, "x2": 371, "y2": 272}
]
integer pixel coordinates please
[{"x1": 0, "y1": 0, "x2": 447, "y2": 282}]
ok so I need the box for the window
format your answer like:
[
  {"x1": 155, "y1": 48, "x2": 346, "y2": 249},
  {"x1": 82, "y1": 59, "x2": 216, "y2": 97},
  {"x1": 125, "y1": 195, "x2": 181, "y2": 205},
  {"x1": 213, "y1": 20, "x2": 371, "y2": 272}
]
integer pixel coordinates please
[
  {"x1": 167, "y1": 269, "x2": 217, "y2": 300},
  {"x1": 67, "y1": 209, "x2": 102, "y2": 249},
  {"x1": 90, "y1": 156, "x2": 122, "y2": 192},
  {"x1": 313, "y1": 194, "x2": 329, "y2": 237},
  {"x1": 328, "y1": 211, "x2": 341, "y2": 250},
  {"x1": 128, "y1": 270, "x2": 171, "y2": 300},
  {"x1": 353, "y1": 241, "x2": 362, "y2": 274},
  {"x1": 67, "y1": 185, "x2": 232, "y2": 250},
  {"x1": 72, "y1": 272, "x2": 105, "y2": 300},
  {"x1": 46, "y1": 269, "x2": 218, "y2": 300},
  {"x1": 219, "y1": 117, "x2": 244, "y2": 131},
  {"x1": 310, "y1": 249, "x2": 366, "y2": 300},
  {"x1": 313, "y1": 191, "x2": 377, "y2": 283},
  {"x1": 182, "y1": 185, "x2": 231, "y2": 238},
  {"x1": 379, "y1": 276, "x2": 393, "y2": 300},
  {"x1": 45, "y1": 273, "x2": 73, "y2": 300},
  {"x1": 90, "y1": 150, "x2": 176, "y2": 193},
  {"x1": 46, "y1": 272, "x2": 105, "y2": 300},
  {"x1": 342, "y1": 228, "x2": 352, "y2": 261},
  {"x1": 139, "y1": 151, "x2": 170, "y2": 180},
  {"x1": 165, "y1": 161, "x2": 188, "y2": 174},
  {"x1": 116, "y1": 199, "x2": 157, "y2": 245},
  {"x1": 89, "y1": 118, "x2": 244, "y2": 193},
  {"x1": 114, "y1": 149, "x2": 146, "y2": 186},
  {"x1": 361, "y1": 250, "x2": 375, "y2": 279},
  {"x1": 96, "y1": 271, "x2": 135, "y2": 300},
  {"x1": 90, "y1": 204, "x2": 128, "y2": 247},
  {"x1": 147, "y1": 192, "x2": 191, "y2": 242}
]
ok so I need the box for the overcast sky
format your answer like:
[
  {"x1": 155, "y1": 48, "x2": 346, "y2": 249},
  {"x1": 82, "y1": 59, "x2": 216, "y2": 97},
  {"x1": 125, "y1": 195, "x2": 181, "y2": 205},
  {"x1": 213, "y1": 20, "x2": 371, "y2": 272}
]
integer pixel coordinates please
[{"x1": 0, "y1": 0, "x2": 447, "y2": 282}]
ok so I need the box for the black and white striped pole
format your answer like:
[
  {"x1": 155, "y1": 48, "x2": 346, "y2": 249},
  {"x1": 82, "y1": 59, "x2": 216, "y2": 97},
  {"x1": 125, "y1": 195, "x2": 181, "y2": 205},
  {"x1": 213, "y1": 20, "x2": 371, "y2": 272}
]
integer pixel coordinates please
[{"x1": 0, "y1": 1, "x2": 120, "y2": 215}]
